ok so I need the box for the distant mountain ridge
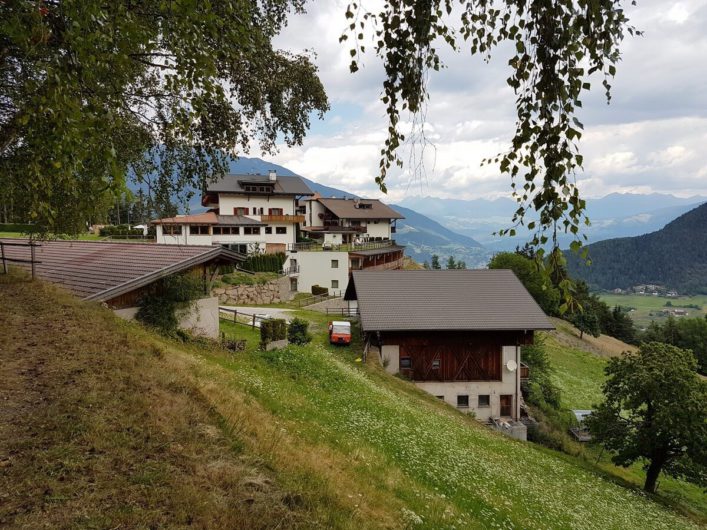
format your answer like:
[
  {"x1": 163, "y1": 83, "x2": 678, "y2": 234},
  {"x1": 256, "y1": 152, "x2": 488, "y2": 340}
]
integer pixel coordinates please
[
  {"x1": 567, "y1": 203, "x2": 707, "y2": 294},
  {"x1": 398, "y1": 194, "x2": 707, "y2": 250}
]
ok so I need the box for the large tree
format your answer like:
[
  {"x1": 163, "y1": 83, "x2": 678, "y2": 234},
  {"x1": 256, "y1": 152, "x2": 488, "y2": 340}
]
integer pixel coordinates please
[
  {"x1": 1, "y1": 0, "x2": 328, "y2": 233},
  {"x1": 586, "y1": 342, "x2": 707, "y2": 493}
]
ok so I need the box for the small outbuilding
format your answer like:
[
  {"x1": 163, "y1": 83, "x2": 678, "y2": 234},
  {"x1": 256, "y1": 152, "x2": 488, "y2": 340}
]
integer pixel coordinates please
[
  {"x1": 1, "y1": 239, "x2": 244, "y2": 338},
  {"x1": 345, "y1": 270, "x2": 554, "y2": 429}
]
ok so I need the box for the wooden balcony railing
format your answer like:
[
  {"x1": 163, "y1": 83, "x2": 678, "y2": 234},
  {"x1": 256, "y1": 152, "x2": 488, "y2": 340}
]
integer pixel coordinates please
[{"x1": 260, "y1": 214, "x2": 305, "y2": 223}]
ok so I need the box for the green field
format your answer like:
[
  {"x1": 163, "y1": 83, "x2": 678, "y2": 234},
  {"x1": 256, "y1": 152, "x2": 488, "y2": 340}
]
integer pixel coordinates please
[{"x1": 599, "y1": 293, "x2": 707, "y2": 328}]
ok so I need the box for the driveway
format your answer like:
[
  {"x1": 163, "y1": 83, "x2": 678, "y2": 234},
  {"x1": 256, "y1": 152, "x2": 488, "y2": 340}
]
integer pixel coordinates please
[{"x1": 220, "y1": 305, "x2": 295, "y2": 322}]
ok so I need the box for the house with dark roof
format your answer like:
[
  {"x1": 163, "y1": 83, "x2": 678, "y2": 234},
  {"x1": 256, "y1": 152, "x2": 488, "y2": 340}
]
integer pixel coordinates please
[
  {"x1": 155, "y1": 170, "x2": 313, "y2": 259},
  {"x1": 289, "y1": 196, "x2": 406, "y2": 293},
  {"x1": 1, "y1": 239, "x2": 244, "y2": 338},
  {"x1": 345, "y1": 269, "x2": 554, "y2": 436}
]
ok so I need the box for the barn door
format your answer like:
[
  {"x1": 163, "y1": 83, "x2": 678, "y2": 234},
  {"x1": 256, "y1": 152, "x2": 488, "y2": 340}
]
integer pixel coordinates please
[{"x1": 500, "y1": 395, "x2": 513, "y2": 417}]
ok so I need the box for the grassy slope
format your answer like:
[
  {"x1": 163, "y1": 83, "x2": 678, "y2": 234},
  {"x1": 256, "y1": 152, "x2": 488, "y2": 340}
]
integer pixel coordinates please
[
  {"x1": 539, "y1": 322, "x2": 706, "y2": 520},
  {"x1": 0, "y1": 273, "x2": 701, "y2": 529}
]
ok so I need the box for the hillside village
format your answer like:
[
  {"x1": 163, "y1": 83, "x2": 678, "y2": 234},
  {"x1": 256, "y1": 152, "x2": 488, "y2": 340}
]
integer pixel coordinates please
[{"x1": 2, "y1": 3, "x2": 707, "y2": 529}]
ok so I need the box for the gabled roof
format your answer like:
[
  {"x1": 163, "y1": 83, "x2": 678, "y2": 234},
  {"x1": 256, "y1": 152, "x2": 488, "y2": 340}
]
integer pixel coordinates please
[
  {"x1": 0, "y1": 239, "x2": 244, "y2": 302},
  {"x1": 151, "y1": 213, "x2": 264, "y2": 226},
  {"x1": 345, "y1": 270, "x2": 554, "y2": 332},
  {"x1": 317, "y1": 198, "x2": 404, "y2": 220},
  {"x1": 207, "y1": 173, "x2": 314, "y2": 196}
]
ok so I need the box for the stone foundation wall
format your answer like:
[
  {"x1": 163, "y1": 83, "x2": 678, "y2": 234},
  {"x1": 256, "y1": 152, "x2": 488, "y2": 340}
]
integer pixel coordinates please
[{"x1": 213, "y1": 275, "x2": 293, "y2": 305}]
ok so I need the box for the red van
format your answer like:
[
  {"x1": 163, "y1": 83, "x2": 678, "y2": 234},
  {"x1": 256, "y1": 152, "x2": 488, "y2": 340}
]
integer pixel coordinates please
[{"x1": 328, "y1": 321, "x2": 352, "y2": 345}]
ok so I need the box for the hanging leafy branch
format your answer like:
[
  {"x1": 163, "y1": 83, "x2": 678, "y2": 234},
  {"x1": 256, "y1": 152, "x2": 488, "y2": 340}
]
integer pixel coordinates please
[{"x1": 342, "y1": 0, "x2": 638, "y2": 260}]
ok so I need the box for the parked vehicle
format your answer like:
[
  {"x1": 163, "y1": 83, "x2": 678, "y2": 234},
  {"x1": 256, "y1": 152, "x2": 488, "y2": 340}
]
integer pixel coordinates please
[{"x1": 328, "y1": 321, "x2": 352, "y2": 345}]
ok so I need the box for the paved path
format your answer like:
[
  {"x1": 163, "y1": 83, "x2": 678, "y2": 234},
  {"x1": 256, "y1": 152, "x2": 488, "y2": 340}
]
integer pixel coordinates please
[{"x1": 220, "y1": 305, "x2": 294, "y2": 321}]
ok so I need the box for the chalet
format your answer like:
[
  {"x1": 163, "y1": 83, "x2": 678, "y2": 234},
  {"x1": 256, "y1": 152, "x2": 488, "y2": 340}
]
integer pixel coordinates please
[
  {"x1": 345, "y1": 270, "x2": 554, "y2": 437},
  {"x1": 293, "y1": 197, "x2": 406, "y2": 293},
  {"x1": 155, "y1": 170, "x2": 313, "y2": 260},
  {"x1": 0, "y1": 239, "x2": 243, "y2": 338}
]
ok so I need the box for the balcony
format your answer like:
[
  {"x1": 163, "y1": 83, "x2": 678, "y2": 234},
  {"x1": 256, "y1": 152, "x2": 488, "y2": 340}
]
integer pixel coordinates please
[
  {"x1": 260, "y1": 214, "x2": 305, "y2": 223},
  {"x1": 289, "y1": 239, "x2": 397, "y2": 252},
  {"x1": 351, "y1": 258, "x2": 404, "y2": 271}
]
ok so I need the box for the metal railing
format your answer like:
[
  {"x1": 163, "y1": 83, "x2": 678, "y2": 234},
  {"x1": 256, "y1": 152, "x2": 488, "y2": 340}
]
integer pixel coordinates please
[
  {"x1": 293, "y1": 291, "x2": 343, "y2": 307},
  {"x1": 288, "y1": 239, "x2": 396, "y2": 253},
  {"x1": 0, "y1": 240, "x2": 41, "y2": 279},
  {"x1": 279, "y1": 264, "x2": 300, "y2": 275}
]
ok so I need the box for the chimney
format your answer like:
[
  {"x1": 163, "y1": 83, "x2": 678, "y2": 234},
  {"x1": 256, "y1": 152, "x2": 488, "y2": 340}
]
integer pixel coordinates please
[{"x1": 268, "y1": 169, "x2": 277, "y2": 181}]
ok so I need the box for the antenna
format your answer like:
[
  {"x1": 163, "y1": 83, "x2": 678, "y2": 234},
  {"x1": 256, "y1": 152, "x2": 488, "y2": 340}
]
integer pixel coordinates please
[{"x1": 506, "y1": 360, "x2": 518, "y2": 372}]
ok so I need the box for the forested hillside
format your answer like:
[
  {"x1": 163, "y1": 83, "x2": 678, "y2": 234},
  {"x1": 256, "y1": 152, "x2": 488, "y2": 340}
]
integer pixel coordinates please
[{"x1": 567, "y1": 203, "x2": 707, "y2": 294}]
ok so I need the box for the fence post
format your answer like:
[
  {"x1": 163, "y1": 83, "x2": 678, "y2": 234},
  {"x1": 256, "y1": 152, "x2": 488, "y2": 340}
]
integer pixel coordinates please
[
  {"x1": 1, "y1": 242, "x2": 6, "y2": 274},
  {"x1": 234, "y1": 309, "x2": 237, "y2": 323},
  {"x1": 252, "y1": 314, "x2": 256, "y2": 328},
  {"x1": 30, "y1": 242, "x2": 36, "y2": 279}
]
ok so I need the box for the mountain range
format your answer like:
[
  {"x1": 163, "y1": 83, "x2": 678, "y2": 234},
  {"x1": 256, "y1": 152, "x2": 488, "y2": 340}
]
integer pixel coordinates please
[
  {"x1": 567, "y1": 203, "x2": 707, "y2": 294},
  {"x1": 397, "y1": 194, "x2": 707, "y2": 250}
]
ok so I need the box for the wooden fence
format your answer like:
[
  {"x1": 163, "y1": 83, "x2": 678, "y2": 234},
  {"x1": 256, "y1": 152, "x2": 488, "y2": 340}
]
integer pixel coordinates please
[{"x1": 0, "y1": 240, "x2": 41, "y2": 279}]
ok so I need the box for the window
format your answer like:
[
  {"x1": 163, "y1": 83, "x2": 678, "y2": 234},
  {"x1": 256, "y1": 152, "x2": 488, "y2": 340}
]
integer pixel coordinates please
[
  {"x1": 400, "y1": 357, "x2": 412, "y2": 369},
  {"x1": 276, "y1": 226, "x2": 287, "y2": 234},
  {"x1": 268, "y1": 208, "x2": 284, "y2": 215},
  {"x1": 431, "y1": 359, "x2": 440, "y2": 370},
  {"x1": 331, "y1": 280, "x2": 339, "y2": 289},
  {"x1": 189, "y1": 225, "x2": 209, "y2": 235},
  {"x1": 234, "y1": 207, "x2": 249, "y2": 216},
  {"x1": 457, "y1": 395, "x2": 469, "y2": 408},
  {"x1": 244, "y1": 227, "x2": 261, "y2": 235},
  {"x1": 257, "y1": 207, "x2": 264, "y2": 215},
  {"x1": 163, "y1": 225, "x2": 182, "y2": 235},
  {"x1": 436, "y1": 395, "x2": 445, "y2": 400},
  {"x1": 478, "y1": 395, "x2": 490, "y2": 408},
  {"x1": 265, "y1": 227, "x2": 272, "y2": 234},
  {"x1": 213, "y1": 226, "x2": 240, "y2": 235},
  {"x1": 331, "y1": 259, "x2": 339, "y2": 269},
  {"x1": 224, "y1": 243, "x2": 248, "y2": 254}
]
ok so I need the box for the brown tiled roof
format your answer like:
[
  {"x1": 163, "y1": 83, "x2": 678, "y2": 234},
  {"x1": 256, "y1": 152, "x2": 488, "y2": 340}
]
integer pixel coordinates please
[
  {"x1": 207, "y1": 174, "x2": 314, "y2": 195},
  {"x1": 345, "y1": 270, "x2": 554, "y2": 332},
  {"x1": 318, "y1": 198, "x2": 404, "y2": 220},
  {"x1": 0, "y1": 239, "x2": 243, "y2": 301},
  {"x1": 152, "y1": 212, "x2": 217, "y2": 225},
  {"x1": 152, "y1": 213, "x2": 264, "y2": 226}
]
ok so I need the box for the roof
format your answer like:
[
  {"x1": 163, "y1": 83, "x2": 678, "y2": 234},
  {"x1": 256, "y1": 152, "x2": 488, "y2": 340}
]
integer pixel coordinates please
[
  {"x1": 345, "y1": 270, "x2": 554, "y2": 332},
  {"x1": 206, "y1": 173, "x2": 314, "y2": 196},
  {"x1": 317, "y1": 198, "x2": 404, "y2": 220},
  {"x1": 152, "y1": 213, "x2": 264, "y2": 226},
  {"x1": 0, "y1": 239, "x2": 244, "y2": 302}
]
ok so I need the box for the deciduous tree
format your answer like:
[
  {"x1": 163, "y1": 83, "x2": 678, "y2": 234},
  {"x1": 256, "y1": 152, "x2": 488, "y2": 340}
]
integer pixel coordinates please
[{"x1": 586, "y1": 342, "x2": 707, "y2": 493}]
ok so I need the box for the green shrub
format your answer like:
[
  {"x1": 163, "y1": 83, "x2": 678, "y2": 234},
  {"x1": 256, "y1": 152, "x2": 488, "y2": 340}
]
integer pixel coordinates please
[
  {"x1": 259, "y1": 318, "x2": 287, "y2": 349},
  {"x1": 311, "y1": 285, "x2": 328, "y2": 296},
  {"x1": 287, "y1": 318, "x2": 312, "y2": 345},
  {"x1": 99, "y1": 224, "x2": 144, "y2": 237},
  {"x1": 136, "y1": 274, "x2": 203, "y2": 334}
]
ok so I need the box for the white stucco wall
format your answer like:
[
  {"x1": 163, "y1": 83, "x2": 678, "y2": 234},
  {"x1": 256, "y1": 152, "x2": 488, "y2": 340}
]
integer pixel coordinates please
[
  {"x1": 113, "y1": 296, "x2": 220, "y2": 339},
  {"x1": 295, "y1": 250, "x2": 350, "y2": 293},
  {"x1": 218, "y1": 194, "x2": 296, "y2": 217},
  {"x1": 381, "y1": 343, "x2": 521, "y2": 421},
  {"x1": 363, "y1": 220, "x2": 392, "y2": 239}
]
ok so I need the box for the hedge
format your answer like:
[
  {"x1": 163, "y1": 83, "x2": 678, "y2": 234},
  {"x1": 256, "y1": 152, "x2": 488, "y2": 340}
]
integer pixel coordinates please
[
  {"x1": 311, "y1": 285, "x2": 328, "y2": 296},
  {"x1": 99, "y1": 225, "x2": 145, "y2": 237},
  {"x1": 242, "y1": 252, "x2": 286, "y2": 273},
  {"x1": 0, "y1": 223, "x2": 35, "y2": 233}
]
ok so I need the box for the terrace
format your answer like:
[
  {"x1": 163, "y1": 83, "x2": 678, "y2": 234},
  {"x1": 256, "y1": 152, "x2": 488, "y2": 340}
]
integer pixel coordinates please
[{"x1": 288, "y1": 239, "x2": 398, "y2": 253}]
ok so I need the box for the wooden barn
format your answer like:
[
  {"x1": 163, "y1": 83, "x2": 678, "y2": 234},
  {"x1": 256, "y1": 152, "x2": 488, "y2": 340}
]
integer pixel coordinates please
[{"x1": 344, "y1": 270, "x2": 554, "y2": 427}]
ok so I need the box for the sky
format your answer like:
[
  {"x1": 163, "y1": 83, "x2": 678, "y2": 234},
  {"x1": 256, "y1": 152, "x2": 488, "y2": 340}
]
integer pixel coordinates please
[{"x1": 268, "y1": 0, "x2": 707, "y2": 202}]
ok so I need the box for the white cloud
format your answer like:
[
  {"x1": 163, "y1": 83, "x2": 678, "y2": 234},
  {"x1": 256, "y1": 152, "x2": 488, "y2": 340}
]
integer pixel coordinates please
[{"x1": 271, "y1": 0, "x2": 707, "y2": 201}]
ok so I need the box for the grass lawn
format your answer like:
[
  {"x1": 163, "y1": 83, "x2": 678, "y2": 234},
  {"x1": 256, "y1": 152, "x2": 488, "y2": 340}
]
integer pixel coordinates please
[
  {"x1": 1, "y1": 271, "x2": 702, "y2": 529},
  {"x1": 0, "y1": 231, "x2": 103, "y2": 240},
  {"x1": 599, "y1": 293, "x2": 707, "y2": 328}
]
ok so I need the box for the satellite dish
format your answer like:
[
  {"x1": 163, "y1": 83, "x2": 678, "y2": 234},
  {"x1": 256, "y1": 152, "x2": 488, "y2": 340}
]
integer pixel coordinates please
[{"x1": 506, "y1": 360, "x2": 518, "y2": 372}]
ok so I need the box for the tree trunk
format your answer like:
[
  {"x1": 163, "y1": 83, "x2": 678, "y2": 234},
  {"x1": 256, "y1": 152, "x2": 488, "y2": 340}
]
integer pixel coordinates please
[{"x1": 644, "y1": 456, "x2": 664, "y2": 493}]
